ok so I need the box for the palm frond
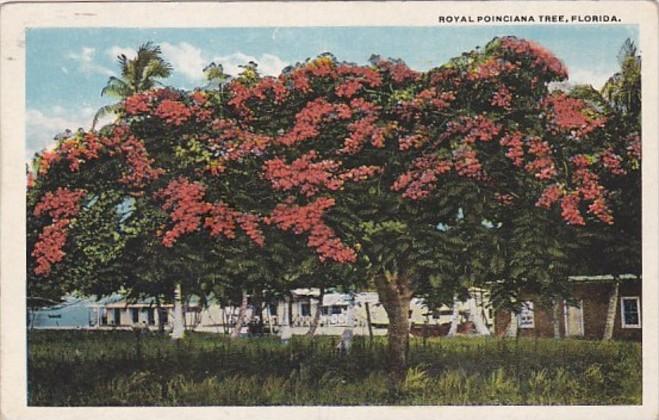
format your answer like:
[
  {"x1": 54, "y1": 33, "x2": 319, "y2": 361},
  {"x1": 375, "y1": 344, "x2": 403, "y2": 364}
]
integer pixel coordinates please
[
  {"x1": 101, "y1": 77, "x2": 132, "y2": 98},
  {"x1": 92, "y1": 103, "x2": 121, "y2": 131}
]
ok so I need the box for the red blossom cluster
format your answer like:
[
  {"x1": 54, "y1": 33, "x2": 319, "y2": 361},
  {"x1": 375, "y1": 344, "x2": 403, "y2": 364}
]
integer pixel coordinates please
[
  {"x1": 34, "y1": 121, "x2": 165, "y2": 190},
  {"x1": 307, "y1": 57, "x2": 335, "y2": 78},
  {"x1": 601, "y1": 148, "x2": 626, "y2": 175},
  {"x1": 536, "y1": 184, "x2": 563, "y2": 209},
  {"x1": 399, "y1": 134, "x2": 429, "y2": 151},
  {"x1": 290, "y1": 69, "x2": 312, "y2": 93},
  {"x1": 571, "y1": 166, "x2": 613, "y2": 224},
  {"x1": 204, "y1": 202, "x2": 238, "y2": 239},
  {"x1": 32, "y1": 187, "x2": 86, "y2": 275},
  {"x1": 27, "y1": 171, "x2": 35, "y2": 189},
  {"x1": 278, "y1": 98, "x2": 337, "y2": 146},
  {"x1": 37, "y1": 150, "x2": 60, "y2": 176},
  {"x1": 342, "y1": 115, "x2": 386, "y2": 154},
  {"x1": 157, "y1": 178, "x2": 265, "y2": 248},
  {"x1": 58, "y1": 133, "x2": 104, "y2": 172},
  {"x1": 32, "y1": 220, "x2": 70, "y2": 276},
  {"x1": 626, "y1": 134, "x2": 641, "y2": 161},
  {"x1": 236, "y1": 214, "x2": 265, "y2": 247},
  {"x1": 469, "y1": 58, "x2": 517, "y2": 81},
  {"x1": 524, "y1": 137, "x2": 557, "y2": 180},
  {"x1": 207, "y1": 118, "x2": 272, "y2": 174},
  {"x1": 34, "y1": 188, "x2": 86, "y2": 219},
  {"x1": 228, "y1": 77, "x2": 289, "y2": 118},
  {"x1": 338, "y1": 165, "x2": 382, "y2": 182},
  {"x1": 118, "y1": 137, "x2": 165, "y2": 187},
  {"x1": 263, "y1": 152, "x2": 382, "y2": 196},
  {"x1": 158, "y1": 178, "x2": 212, "y2": 246},
  {"x1": 392, "y1": 155, "x2": 452, "y2": 200},
  {"x1": 499, "y1": 37, "x2": 568, "y2": 80},
  {"x1": 495, "y1": 193, "x2": 515, "y2": 206},
  {"x1": 491, "y1": 85, "x2": 513, "y2": 110},
  {"x1": 534, "y1": 157, "x2": 614, "y2": 225},
  {"x1": 499, "y1": 131, "x2": 525, "y2": 166},
  {"x1": 400, "y1": 89, "x2": 456, "y2": 117},
  {"x1": 335, "y1": 79, "x2": 364, "y2": 98},
  {"x1": 263, "y1": 151, "x2": 342, "y2": 196},
  {"x1": 439, "y1": 115, "x2": 501, "y2": 145},
  {"x1": 543, "y1": 93, "x2": 607, "y2": 138},
  {"x1": 371, "y1": 60, "x2": 418, "y2": 84},
  {"x1": 154, "y1": 99, "x2": 192, "y2": 126},
  {"x1": 125, "y1": 93, "x2": 152, "y2": 115},
  {"x1": 124, "y1": 89, "x2": 182, "y2": 116},
  {"x1": 336, "y1": 64, "x2": 383, "y2": 87},
  {"x1": 560, "y1": 192, "x2": 585, "y2": 225},
  {"x1": 190, "y1": 90, "x2": 208, "y2": 105},
  {"x1": 266, "y1": 197, "x2": 356, "y2": 263},
  {"x1": 453, "y1": 145, "x2": 485, "y2": 180}
]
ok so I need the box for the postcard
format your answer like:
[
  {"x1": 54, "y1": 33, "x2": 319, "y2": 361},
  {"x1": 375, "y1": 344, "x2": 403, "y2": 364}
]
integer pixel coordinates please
[{"x1": 1, "y1": 1, "x2": 657, "y2": 419}]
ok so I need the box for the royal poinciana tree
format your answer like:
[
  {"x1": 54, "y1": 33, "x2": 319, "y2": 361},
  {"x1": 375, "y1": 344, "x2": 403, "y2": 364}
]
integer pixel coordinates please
[{"x1": 27, "y1": 37, "x2": 640, "y2": 378}]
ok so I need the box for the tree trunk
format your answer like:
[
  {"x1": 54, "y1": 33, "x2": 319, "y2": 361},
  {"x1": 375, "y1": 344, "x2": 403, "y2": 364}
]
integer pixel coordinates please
[
  {"x1": 251, "y1": 290, "x2": 263, "y2": 335},
  {"x1": 374, "y1": 272, "x2": 413, "y2": 383},
  {"x1": 603, "y1": 280, "x2": 620, "y2": 340},
  {"x1": 230, "y1": 290, "x2": 249, "y2": 338},
  {"x1": 364, "y1": 301, "x2": 374, "y2": 344},
  {"x1": 287, "y1": 294, "x2": 294, "y2": 327},
  {"x1": 306, "y1": 287, "x2": 325, "y2": 336},
  {"x1": 505, "y1": 311, "x2": 518, "y2": 338},
  {"x1": 447, "y1": 295, "x2": 460, "y2": 337},
  {"x1": 171, "y1": 283, "x2": 185, "y2": 340},
  {"x1": 467, "y1": 297, "x2": 490, "y2": 336},
  {"x1": 155, "y1": 297, "x2": 165, "y2": 333},
  {"x1": 552, "y1": 300, "x2": 561, "y2": 339}
]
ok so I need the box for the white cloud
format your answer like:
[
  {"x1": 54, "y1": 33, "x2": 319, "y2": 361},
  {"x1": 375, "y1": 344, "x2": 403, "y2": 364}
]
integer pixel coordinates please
[
  {"x1": 25, "y1": 106, "x2": 114, "y2": 162},
  {"x1": 212, "y1": 52, "x2": 289, "y2": 77},
  {"x1": 107, "y1": 46, "x2": 137, "y2": 61},
  {"x1": 161, "y1": 42, "x2": 206, "y2": 82},
  {"x1": 257, "y1": 53, "x2": 289, "y2": 76},
  {"x1": 567, "y1": 68, "x2": 613, "y2": 90},
  {"x1": 158, "y1": 41, "x2": 290, "y2": 82},
  {"x1": 68, "y1": 47, "x2": 114, "y2": 76}
]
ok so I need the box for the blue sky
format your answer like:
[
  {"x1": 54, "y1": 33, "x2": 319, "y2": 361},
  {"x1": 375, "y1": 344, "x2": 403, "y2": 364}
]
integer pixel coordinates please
[{"x1": 26, "y1": 25, "x2": 638, "y2": 160}]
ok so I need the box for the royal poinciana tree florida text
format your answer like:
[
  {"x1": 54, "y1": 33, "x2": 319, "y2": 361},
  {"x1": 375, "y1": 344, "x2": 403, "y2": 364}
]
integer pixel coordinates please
[{"x1": 27, "y1": 37, "x2": 641, "y2": 380}]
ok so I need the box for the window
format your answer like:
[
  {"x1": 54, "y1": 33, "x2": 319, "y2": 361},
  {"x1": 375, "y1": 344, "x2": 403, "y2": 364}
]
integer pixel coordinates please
[
  {"x1": 518, "y1": 301, "x2": 535, "y2": 329},
  {"x1": 432, "y1": 309, "x2": 457, "y2": 320},
  {"x1": 160, "y1": 308, "x2": 168, "y2": 324},
  {"x1": 332, "y1": 305, "x2": 346, "y2": 315},
  {"x1": 113, "y1": 308, "x2": 121, "y2": 325},
  {"x1": 269, "y1": 303, "x2": 278, "y2": 316},
  {"x1": 620, "y1": 297, "x2": 641, "y2": 328},
  {"x1": 322, "y1": 305, "x2": 345, "y2": 315},
  {"x1": 300, "y1": 303, "x2": 311, "y2": 317},
  {"x1": 147, "y1": 308, "x2": 155, "y2": 325},
  {"x1": 131, "y1": 308, "x2": 139, "y2": 324}
]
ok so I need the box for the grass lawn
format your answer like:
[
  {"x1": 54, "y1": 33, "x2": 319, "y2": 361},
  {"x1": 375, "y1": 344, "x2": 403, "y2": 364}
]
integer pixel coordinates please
[{"x1": 27, "y1": 329, "x2": 641, "y2": 406}]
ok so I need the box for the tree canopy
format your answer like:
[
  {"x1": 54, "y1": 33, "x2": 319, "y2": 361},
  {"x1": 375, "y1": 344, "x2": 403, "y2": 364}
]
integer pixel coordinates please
[{"x1": 27, "y1": 36, "x2": 641, "y2": 376}]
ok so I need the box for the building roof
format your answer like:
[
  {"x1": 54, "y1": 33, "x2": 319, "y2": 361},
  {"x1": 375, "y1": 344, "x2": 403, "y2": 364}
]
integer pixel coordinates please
[{"x1": 568, "y1": 274, "x2": 639, "y2": 282}]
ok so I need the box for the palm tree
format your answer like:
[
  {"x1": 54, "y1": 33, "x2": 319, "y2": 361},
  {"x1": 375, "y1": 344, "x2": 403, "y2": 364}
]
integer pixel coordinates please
[
  {"x1": 600, "y1": 38, "x2": 641, "y2": 124},
  {"x1": 92, "y1": 42, "x2": 173, "y2": 130}
]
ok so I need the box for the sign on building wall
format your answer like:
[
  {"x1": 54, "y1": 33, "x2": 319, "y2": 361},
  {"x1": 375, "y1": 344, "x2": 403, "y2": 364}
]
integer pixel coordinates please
[{"x1": 518, "y1": 301, "x2": 535, "y2": 329}]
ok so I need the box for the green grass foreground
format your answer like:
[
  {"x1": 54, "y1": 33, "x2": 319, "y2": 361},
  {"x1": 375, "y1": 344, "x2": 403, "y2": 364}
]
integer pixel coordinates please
[{"x1": 27, "y1": 330, "x2": 641, "y2": 406}]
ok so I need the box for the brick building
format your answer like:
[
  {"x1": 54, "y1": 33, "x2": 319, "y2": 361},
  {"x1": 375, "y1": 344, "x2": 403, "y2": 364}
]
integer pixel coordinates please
[{"x1": 494, "y1": 275, "x2": 641, "y2": 341}]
